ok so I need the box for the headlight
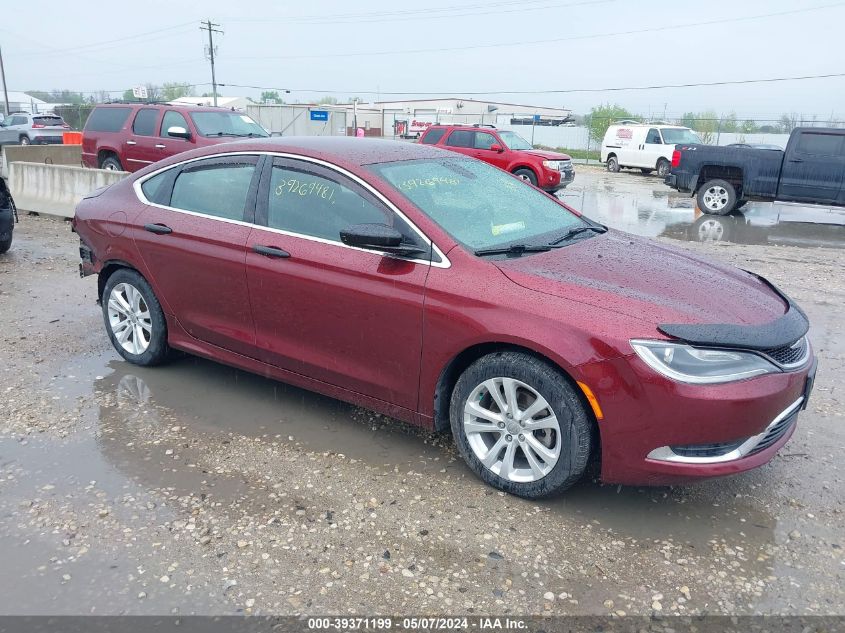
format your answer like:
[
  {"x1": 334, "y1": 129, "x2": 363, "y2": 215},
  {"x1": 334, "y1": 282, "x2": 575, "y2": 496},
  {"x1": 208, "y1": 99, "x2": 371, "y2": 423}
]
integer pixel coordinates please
[
  {"x1": 630, "y1": 339, "x2": 779, "y2": 384},
  {"x1": 542, "y1": 160, "x2": 561, "y2": 170}
]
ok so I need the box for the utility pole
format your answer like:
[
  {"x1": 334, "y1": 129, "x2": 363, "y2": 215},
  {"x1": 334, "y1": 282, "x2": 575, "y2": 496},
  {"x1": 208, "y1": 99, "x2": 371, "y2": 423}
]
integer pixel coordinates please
[
  {"x1": 0, "y1": 45, "x2": 10, "y2": 117},
  {"x1": 200, "y1": 20, "x2": 223, "y2": 107}
]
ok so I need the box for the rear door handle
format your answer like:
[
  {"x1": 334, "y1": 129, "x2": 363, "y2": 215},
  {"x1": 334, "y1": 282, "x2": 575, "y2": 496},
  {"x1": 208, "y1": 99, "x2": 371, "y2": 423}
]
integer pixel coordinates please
[
  {"x1": 253, "y1": 245, "x2": 290, "y2": 258},
  {"x1": 155, "y1": 144, "x2": 166, "y2": 149},
  {"x1": 144, "y1": 223, "x2": 172, "y2": 235},
  {"x1": 789, "y1": 158, "x2": 804, "y2": 163}
]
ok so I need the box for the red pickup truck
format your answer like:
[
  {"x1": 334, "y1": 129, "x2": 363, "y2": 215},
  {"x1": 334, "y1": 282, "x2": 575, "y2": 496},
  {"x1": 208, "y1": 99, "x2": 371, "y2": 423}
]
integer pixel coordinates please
[
  {"x1": 82, "y1": 103, "x2": 269, "y2": 172},
  {"x1": 419, "y1": 124, "x2": 574, "y2": 192}
]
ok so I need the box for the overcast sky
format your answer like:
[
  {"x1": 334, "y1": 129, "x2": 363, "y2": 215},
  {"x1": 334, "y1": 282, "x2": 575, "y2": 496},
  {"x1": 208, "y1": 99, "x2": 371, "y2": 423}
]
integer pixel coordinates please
[{"x1": 1, "y1": 0, "x2": 844, "y2": 122}]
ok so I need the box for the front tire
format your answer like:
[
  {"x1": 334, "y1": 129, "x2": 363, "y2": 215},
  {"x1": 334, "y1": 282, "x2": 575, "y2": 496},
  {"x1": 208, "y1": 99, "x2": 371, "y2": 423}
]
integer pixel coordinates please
[
  {"x1": 513, "y1": 168, "x2": 538, "y2": 187},
  {"x1": 102, "y1": 269, "x2": 170, "y2": 366},
  {"x1": 19, "y1": 136, "x2": 30, "y2": 146},
  {"x1": 0, "y1": 237, "x2": 11, "y2": 254},
  {"x1": 697, "y1": 179, "x2": 737, "y2": 215},
  {"x1": 450, "y1": 352, "x2": 592, "y2": 499},
  {"x1": 606, "y1": 156, "x2": 620, "y2": 172}
]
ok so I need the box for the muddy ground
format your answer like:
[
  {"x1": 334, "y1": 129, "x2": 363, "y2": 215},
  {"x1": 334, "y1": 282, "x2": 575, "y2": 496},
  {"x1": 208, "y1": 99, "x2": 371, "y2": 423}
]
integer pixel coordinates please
[{"x1": 0, "y1": 170, "x2": 843, "y2": 616}]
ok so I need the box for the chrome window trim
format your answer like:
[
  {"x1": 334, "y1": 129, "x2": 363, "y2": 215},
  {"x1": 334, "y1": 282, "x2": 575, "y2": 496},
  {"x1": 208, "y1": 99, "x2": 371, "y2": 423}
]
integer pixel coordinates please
[
  {"x1": 132, "y1": 150, "x2": 451, "y2": 269},
  {"x1": 646, "y1": 396, "x2": 804, "y2": 465}
]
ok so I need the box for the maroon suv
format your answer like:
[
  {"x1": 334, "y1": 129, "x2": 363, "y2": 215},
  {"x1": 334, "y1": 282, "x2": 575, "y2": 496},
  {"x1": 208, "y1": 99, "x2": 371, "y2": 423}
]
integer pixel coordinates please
[
  {"x1": 420, "y1": 124, "x2": 574, "y2": 192},
  {"x1": 81, "y1": 103, "x2": 268, "y2": 172}
]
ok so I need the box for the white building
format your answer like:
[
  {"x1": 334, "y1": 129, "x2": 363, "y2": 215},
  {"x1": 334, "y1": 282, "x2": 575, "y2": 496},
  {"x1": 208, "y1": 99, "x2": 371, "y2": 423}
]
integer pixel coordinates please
[
  {"x1": 0, "y1": 92, "x2": 49, "y2": 115},
  {"x1": 169, "y1": 96, "x2": 251, "y2": 111},
  {"x1": 369, "y1": 98, "x2": 573, "y2": 138}
]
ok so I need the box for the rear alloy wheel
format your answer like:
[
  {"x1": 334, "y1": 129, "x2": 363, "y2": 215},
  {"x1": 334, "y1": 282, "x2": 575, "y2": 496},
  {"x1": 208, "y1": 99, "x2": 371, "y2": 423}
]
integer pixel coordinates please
[
  {"x1": 697, "y1": 179, "x2": 737, "y2": 215},
  {"x1": 513, "y1": 168, "x2": 538, "y2": 187},
  {"x1": 101, "y1": 156, "x2": 123, "y2": 171},
  {"x1": 606, "y1": 156, "x2": 620, "y2": 172},
  {"x1": 656, "y1": 158, "x2": 671, "y2": 178},
  {"x1": 450, "y1": 352, "x2": 592, "y2": 498},
  {"x1": 102, "y1": 269, "x2": 170, "y2": 366}
]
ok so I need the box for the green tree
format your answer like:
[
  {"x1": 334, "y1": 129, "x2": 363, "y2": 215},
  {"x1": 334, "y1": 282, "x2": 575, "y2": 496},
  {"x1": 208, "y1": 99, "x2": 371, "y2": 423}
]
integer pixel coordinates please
[
  {"x1": 720, "y1": 111, "x2": 738, "y2": 133},
  {"x1": 25, "y1": 90, "x2": 86, "y2": 104},
  {"x1": 585, "y1": 103, "x2": 638, "y2": 142},
  {"x1": 260, "y1": 91, "x2": 282, "y2": 104},
  {"x1": 778, "y1": 113, "x2": 799, "y2": 134},
  {"x1": 160, "y1": 82, "x2": 194, "y2": 101},
  {"x1": 740, "y1": 119, "x2": 758, "y2": 134},
  {"x1": 680, "y1": 110, "x2": 718, "y2": 144}
]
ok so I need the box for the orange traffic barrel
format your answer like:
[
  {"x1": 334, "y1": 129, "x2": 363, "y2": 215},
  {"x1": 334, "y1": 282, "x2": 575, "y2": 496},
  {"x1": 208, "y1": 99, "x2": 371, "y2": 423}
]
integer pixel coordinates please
[{"x1": 63, "y1": 131, "x2": 83, "y2": 145}]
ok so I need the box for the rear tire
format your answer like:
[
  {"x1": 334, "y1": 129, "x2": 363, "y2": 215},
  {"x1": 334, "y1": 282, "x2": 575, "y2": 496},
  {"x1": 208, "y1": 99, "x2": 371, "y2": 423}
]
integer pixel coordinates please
[
  {"x1": 697, "y1": 179, "x2": 737, "y2": 215},
  {"x1": 656, "y1": 158, "x2": 671, "y2": 178},
  {"x1": 100, "y1": 156, "x2": 123, "y2": 171},
  {"x1": 450, "y1": 351, "x2": 592, "y2": 499},
  {"x1": 606, "y1": 156, "x2": 620, "y2": 172},
  {"x1": 101, "y1": 269, "x2": 170, "y2": 366},
  {"x1": 513, "y1": 168, "x2": 538, "y2": 186},
  {"x1": 0, "y1": 237, "x2": 11, "y2": 254}
]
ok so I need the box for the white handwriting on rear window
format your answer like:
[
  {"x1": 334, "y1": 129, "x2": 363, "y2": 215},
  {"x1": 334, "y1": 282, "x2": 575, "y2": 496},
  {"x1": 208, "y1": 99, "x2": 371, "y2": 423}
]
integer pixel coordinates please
[{"x1": 275, "y1": 178, "x2": 336, "y2": 203}]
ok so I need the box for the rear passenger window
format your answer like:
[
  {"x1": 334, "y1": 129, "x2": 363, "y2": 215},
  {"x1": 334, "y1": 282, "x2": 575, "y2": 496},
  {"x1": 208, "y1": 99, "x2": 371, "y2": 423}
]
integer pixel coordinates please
[
  {"x1": 421, "y1": 128, "x2": 446, "y2": 144},
  {"x1": 445, "y1": 130, "x2": 473, "y2": 148},
  {"x1": 266, "y1": 164, "x2": 390, "y2": 241},
  {"x1": 132, "y1": 109, "x2": 158, "y2": 136},
  {"x1": 169, "y1": 159, "x2": 257, "y2": 221},
  {"x1": 795, "y1": 133, "x2": 843, "y2": 157},
  {"x1": 85, "y1": 107, "x2": 131, "y2": 132}
]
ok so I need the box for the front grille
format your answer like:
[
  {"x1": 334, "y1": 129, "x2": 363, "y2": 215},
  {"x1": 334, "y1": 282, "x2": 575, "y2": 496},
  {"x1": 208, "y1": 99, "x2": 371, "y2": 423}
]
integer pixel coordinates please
[
  {"x1": 559, "y1": 160, "x2": 572, "y2": 171},
  {"x1": 669, "y1": 439, "x2": 745, "y2": 458},
  {"x1": 748, "y1": 409, "x2": 798, "y2": 455},
  {"x1": 761, "y1": 337, "x2": 807, "y2": 366}
]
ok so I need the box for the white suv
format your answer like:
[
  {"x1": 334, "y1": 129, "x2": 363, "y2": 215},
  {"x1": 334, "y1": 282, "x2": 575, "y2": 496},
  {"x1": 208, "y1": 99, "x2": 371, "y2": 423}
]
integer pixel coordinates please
[
  {"x1": 0, "y1": 112, "x2": 69, "y2": 146},
  {"x1": 600, "y1": 123, "x2": 702, "y2": 177}
]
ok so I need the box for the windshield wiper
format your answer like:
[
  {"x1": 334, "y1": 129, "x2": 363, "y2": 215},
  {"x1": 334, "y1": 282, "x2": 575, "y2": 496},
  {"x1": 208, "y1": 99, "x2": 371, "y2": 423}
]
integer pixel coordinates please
[
  {"x1": 548, "y1": 224, "x2": 607, "y2": 246},
  {"x1": 213, "y1": 132, "x2": 261, "y2": 137},
  {"x1": 474, "y1": 244, "x2": 551, "y2": 257}
]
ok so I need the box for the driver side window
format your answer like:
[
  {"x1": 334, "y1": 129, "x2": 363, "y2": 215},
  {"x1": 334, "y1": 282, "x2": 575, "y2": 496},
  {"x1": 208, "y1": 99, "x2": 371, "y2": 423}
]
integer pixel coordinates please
[{"x1": 646, "y1": 128, "x2": 662, "y2": 144}]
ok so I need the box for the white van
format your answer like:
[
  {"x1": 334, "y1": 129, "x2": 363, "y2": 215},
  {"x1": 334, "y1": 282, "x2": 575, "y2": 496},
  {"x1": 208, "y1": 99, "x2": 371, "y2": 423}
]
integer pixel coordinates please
[{"x1": 600, "y1": 123, "x2": 702, "y2": 177}]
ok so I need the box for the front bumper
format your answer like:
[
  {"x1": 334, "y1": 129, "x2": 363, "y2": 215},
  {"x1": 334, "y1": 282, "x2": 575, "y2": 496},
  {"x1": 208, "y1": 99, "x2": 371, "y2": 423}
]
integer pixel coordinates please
[
  {"x1": 577, "y1": 349, "x2": 816, "y2": 486},
  {"x1": 543, "y1": 169, "x2": 575, "y2": 192}
]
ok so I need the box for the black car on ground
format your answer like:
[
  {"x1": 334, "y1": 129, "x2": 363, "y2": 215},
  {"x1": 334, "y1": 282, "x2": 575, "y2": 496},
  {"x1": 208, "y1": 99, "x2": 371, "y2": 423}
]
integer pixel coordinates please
[{"x1": 666, "y1": 128, "x2": 845, "y2": 214}]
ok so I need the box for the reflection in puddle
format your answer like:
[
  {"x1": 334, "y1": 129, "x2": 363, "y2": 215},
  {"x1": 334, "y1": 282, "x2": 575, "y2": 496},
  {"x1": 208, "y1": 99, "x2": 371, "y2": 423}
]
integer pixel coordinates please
[{"x1": 559, "y1": 171, "x2": 845, "y2": 249}]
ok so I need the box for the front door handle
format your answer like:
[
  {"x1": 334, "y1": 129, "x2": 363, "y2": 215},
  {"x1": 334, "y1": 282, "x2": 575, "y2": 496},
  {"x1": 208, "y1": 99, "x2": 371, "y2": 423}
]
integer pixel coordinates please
[
  {"x1": 253, "y1": 245, "x2": 290, "y2": 258},
  {"x1": 789, "y1": 158, "x2": 804, "y2": 163},
  {"x1": 155, "y1": 144, "x2": 166, "y2": 149},
  {"x1": 126, "y1": 140, "x2": 137, "y2": 146},
  {"x1": 144, "y1": 223, "x2": 172, "y2": 235}
]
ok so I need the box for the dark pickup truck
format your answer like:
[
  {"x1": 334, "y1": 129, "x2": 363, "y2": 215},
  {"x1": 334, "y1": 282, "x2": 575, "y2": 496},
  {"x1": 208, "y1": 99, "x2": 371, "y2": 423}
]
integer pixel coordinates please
[{"x1": 665, "y1": 127, "x2": 845, "y2": 215}]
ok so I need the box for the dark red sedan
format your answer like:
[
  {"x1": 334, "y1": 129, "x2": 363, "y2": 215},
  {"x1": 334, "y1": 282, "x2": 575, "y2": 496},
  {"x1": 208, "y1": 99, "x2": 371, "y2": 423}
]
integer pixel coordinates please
[{"x1": 72, "y1": 137, "x2": 816, "y2": 498}]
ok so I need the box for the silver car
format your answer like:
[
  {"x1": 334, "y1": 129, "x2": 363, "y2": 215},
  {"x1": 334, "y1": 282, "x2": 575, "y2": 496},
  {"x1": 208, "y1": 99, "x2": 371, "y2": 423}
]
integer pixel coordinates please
[{"x1": 0, "y1": 112, "x2": 68, "y2": 146}]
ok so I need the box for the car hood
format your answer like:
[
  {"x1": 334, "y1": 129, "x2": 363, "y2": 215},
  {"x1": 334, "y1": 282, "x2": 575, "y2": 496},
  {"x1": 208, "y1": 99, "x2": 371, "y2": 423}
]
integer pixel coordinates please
[
  {"x1": 522, "y1": 149, "x2": 572, "y2": 161},
  {"x1": 494, "y1": 231, "x2": 788, "y2": 328}
]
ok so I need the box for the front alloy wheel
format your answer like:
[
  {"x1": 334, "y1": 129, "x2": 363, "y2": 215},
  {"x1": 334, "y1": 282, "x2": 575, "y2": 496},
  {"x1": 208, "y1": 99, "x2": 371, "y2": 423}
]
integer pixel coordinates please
[
  {"x1": 450, "y1": 351, "x2": 592, "y2": 498},
  {"x1": 464, "y1": 377, "x2": 562, "y2": 482}
]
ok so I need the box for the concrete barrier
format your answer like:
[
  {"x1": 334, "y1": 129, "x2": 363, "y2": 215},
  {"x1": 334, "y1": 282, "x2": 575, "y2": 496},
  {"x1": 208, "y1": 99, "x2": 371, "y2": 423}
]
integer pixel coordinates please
[
  {"x1": 8, "y1": 162, "x2": 128, "y2": 218},
  {"x1": 1, "y1": 144, "x2": 83, "y2": 179}
]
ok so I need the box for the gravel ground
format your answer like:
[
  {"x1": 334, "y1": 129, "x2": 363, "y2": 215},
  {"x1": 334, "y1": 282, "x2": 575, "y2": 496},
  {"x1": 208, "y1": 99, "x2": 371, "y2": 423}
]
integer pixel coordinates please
[{"x1": 0, "y1": 194, "x2": 843, "y2": 616}]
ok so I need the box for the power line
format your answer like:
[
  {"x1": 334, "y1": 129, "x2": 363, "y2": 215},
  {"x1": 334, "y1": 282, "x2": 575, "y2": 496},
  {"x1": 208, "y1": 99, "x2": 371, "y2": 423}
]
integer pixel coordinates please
[
  {"x1": 225, "y1": 2, "x2": 845, "y2": 60},
  {"x1": 218, "y1": 72, "x2": 845, "y2": 98},
  {"x1": 22, "y1": 22, "x2": 197, "y2": 57}
]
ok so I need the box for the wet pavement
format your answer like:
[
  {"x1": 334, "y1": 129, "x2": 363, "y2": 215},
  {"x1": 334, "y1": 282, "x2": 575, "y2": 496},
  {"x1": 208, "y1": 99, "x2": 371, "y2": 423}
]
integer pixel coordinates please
[
  {"x1": 559, "y1": 166, "x2": 845, "y2": 249},
  {"x1": 0, "y1": 213, "x2": 843, "y2": 616}
]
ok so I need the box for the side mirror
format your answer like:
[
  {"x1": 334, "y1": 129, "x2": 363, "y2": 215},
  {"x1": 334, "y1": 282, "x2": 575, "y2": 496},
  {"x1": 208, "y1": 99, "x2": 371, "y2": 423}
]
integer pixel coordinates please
[
  {"x1": 339, "y1": 223, "x2": 425, "y2": 256},
  {"x1": 167, "y1": 126, "x2": 191, "y2": 140},
  {"x1": 489, "y1": 144, "x2": 504, "y2": 152}
]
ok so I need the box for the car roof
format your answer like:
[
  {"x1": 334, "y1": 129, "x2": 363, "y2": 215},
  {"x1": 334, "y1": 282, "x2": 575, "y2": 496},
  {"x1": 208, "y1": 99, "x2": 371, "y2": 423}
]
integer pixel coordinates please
[
  {"x1": 143, "y1": 137, "x2": 453, "y2": 172},
  {"x1": 93, "y1": 102, "x2": 240, "y2": 114}
]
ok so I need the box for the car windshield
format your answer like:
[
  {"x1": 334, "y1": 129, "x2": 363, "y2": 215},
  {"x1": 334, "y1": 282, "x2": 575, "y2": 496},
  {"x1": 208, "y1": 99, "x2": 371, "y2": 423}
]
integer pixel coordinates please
[
  {"x1": 661, "y1": 128, "x2": 703, "y2": 144},
  {"x1": 368, "y1": 157, "x2": 587, "y2": 253},
  {"x1": 498, "y1": 130, "x2": 533, "y2": 150},
  {"x1": 189, "y1": 111, "x2": 269, "y2": 137}
]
